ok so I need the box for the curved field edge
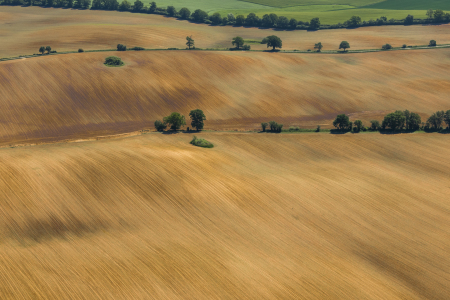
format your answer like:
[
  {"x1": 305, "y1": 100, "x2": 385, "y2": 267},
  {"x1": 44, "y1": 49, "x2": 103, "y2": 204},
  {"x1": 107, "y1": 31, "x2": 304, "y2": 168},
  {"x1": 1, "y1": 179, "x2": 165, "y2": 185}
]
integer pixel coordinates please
[
  {"x1": 1, "y1": 50, "x2": 450, "y2": 145},
  {"x1": 0, "y1": 132, "x2": 449, "y2": 298}
]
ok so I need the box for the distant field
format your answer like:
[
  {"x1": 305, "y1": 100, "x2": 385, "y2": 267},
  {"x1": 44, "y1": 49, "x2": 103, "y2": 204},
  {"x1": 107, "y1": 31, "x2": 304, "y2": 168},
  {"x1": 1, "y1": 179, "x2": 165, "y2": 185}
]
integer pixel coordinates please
[
  {"x1": 1, "y1": 132, "x2": 449, "y2": 298},
  {"x1": 365, "y1": 0, "x2": 450, "y2": 10},
  {"x1": 238, "y1": 0, "x2": 382, "y2": 8},
  {"x1": 1, "y1": 49, "x2": 450, "y2": 145}
]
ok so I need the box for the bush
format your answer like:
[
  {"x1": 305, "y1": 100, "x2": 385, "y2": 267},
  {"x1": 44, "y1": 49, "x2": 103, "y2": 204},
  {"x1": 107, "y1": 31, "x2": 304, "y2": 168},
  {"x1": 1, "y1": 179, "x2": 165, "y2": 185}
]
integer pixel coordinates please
[
  {"x1": 78, "y1": 48, "x2": 84, "y2": 52},
  {"x1": 104, "y1": 56, "x2": 124, "y2": 66},
  {"x1": 117, "y1": 44, "x2": 127, "y2": 51},
  {"x1": 288, "y1": 126, "x2": 300, "y2": 132},
  {"x1": 130, "y1": 46, "x2": 145, "y2": 50},
  {"x1": 382, "y1": 44, "x2": 392, "y2": 50},
  {"x1": 50, "y1": 50, "x2": 57, "y2": 53},
  {"x1": 154, "y1": 120, "x2": 167, "y2": 131},
  {"x1": 316, "y1": 125, "x2": 321, "y2": 132},
  {"x1": 190, "y1": 136, "x2": 214, "y2": 148},
  {"x1": 429, "y1": 40, "x2": 437, "y2": 47},
  {"x1": 242, "y1": 45, "x2": 251, "y2": 50},
  {"x1": 402, "y1": 44, "x2": 407, "y2": 48}
]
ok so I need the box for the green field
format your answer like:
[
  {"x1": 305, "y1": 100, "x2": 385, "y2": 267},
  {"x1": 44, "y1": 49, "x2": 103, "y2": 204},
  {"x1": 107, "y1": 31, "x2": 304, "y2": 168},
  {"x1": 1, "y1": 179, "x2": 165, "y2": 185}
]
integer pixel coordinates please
[{"x1": 145, "y1": 0, "x2": 447, "y2": 23}]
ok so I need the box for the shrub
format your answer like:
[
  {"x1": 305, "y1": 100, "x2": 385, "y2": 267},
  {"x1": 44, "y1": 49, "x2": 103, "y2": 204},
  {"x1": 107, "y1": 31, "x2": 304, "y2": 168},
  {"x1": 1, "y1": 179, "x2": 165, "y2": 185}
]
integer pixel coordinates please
[
  {"x1": 242, "y1": 45, "x2": 251, "y2": 50},
  {"x1": 429, "y1": 40, "x2": 437, "y2": 47},
  {"x1": 154, "y1": 120, "x2": 167, "y2": 131},
  {"x1": 50, "y1": 50, "x2": 57, "y2": 53},
  {"x1": 316, "y1": 125, "x2": 321, "y2": 132},
  {"x1": 382, "y1": 44, "x2": 392, "y2": 50},
  {"x1": 104, "y1": 56, "x2": 124, "y2": 66},
  {"x1": 78, "y1": 48, "x2": 84, "y2": 52},
  {"x1": 402, "y1": 44, "x2": 407, "y2": 48},
  {"x1": 190, "y1": 136, "x2": 214, "y2": 148},
  {"x1": 130, "y1": 46, "x2": 145, "y2": 50},
  {"x1": 117, "y1": 44, "x2": 126, "y2": 51},
  {"x1": 288, "y1": 126, "x2": 299, "y2": 132}
]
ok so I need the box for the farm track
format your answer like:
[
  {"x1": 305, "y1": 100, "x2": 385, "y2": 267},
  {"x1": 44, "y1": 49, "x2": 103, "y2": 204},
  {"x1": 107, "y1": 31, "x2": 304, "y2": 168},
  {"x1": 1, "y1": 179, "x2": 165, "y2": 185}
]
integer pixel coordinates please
[{"x1": 0, "y1": 132, "x2": 449, "y2": 299}]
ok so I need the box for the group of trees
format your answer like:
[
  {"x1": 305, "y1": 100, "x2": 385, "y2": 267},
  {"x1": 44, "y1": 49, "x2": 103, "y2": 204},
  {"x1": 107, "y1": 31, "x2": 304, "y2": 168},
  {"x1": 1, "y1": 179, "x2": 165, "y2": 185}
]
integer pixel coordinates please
[
  {"x1": 332, "y1": 110, "x2": 450, "y2": 133},
  {"x1": 38, "y1": 46, "x2": 53, "y2": 54},
  {"x1": 261, "y1": 121, "x2": 283, "y2": 133},
  {"x1": 154, "y1": 109, "x2": 206, "y2": 132}
]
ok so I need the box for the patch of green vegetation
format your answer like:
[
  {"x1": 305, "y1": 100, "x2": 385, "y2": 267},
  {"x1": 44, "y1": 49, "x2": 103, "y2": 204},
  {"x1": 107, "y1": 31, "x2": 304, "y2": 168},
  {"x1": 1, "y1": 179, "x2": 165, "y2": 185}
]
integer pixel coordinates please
[
  {"x1": 244, "y1": 39, "x2": 263, "y2": 44},
  {"x1": 104, "y1": 56, "x2": 124, "y2": 67},
  {"x1": 190, "y1": 136, "x2": 214, "y2": 148},
  {"x1": 364, "y1": 0, "x2": 450, "y2": 10}
]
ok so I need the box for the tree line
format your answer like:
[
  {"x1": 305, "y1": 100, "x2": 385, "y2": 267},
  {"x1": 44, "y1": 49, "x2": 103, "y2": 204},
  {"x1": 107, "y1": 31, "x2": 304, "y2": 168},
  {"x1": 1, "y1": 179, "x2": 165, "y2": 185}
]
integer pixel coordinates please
[
  {"x1": 155, "y1": 109, "x2": 206, "y2": 132},
  {"x1": 2, "y1": 0, "x2": 448, "y2": 31}
]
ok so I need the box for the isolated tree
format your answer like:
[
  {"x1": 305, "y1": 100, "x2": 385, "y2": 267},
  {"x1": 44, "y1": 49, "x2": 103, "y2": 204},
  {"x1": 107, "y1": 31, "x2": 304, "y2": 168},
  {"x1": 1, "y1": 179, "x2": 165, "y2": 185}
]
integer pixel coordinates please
[
  {"x1": 427, "y1": 110, "x2": 445, "y2": 130},
  {"x1": 426, "y1": 9, "x2": 434, "y2": 19},
  {"x1": 189, "y1": 109, "x2": 206, "y2": 131},
  {"x1": 444, "y1": 110, "x2": 450, "y2": 129},
  {"x1": 333, "y1": 114, "x2": 350, "y2": 130},
  {"x1": 277, "y1": 16, "x2": 289, "y2": 28},
  {"x1": 39, "y1": 46, "x2": 45, "y2": 55},
  {"x1": 132, "y1": 0, "x2": 143, "y2": 11},
  {"x1": 429, "y1": 40, "x2": 437, "y2": 47},
  {"x1": 370, "y1": 120, "x2": 380, "y2": 131},
  {"x1": 192, "y1": 9, "x2": 208, "y2": 22},
  {"x1": 154, "y1": 120, "x2": 167, "y2": 132},
  {"x1": 186, "y1": 36, "x2": 194, "y2": 49},
  {"x1": 346, "y1": 15, "x2": 362, "y2": 27},
  {"x1": 404, "y1": 14, "x2": 414, "y2": 25},
  {"x1": 266, "y1": 35, "x2": 282, "y2": 51},
  {"x1": 235, "y1": 15, "x2": 245, "y2": 26},
  {"x1": 261, "y1": 122, "x2": 268, "y2": 132},
  {"x1": 314, "y1": 42, "x2": 323, "y2": 52},
  {"x1": 232, "y1": 36, "x2": 244, "y2": 49},
  {"x1": 179, "y1": 7, "x2": 190, "y2": 19},
  {"x1": 309, "y1": 17, "x2": 320, "y2": 30},
  {"x1": 383, "y1": 111, "x2": 406, "y2": 130},
  {"x1": 339, "y1": 41, "x2": 350, "y2": 52},
  {"x1": 353, "y1": 120, "x2": 363, "y2": 132},
  {"x1": 289, "y1": 18, "x2": 297, "y2": 29},
  {"x1": 149, "y1": 1, "x2": 156, "y2": 13},
  {"x1": 164, "y1": 112, "x2": 186, "y2": 130},
  {"x1": 45, "y1": 46, "x2": 51, "y2": 54},
  {"x1": 166, "y1": 6, "x2": 176, "y2": 17}
]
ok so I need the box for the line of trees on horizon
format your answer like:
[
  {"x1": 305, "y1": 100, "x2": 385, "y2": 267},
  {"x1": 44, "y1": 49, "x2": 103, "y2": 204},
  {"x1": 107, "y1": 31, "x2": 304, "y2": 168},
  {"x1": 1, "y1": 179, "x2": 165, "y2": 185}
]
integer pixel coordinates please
[{"x1": 2, "y1": 0, "x2": 449, "y2": 31}]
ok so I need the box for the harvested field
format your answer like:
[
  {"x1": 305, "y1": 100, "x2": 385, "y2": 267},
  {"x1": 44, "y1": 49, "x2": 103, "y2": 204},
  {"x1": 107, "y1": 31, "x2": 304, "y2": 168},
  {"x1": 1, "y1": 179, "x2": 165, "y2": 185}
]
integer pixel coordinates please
[
  {"x1": 1, "y1": 7, "x2": 450, "y2": 58},
  {"x1": 0, "y1": 132, "x2": 449, "y2": 299},
  {"x1": 1, "y1": 49, "x2": 450, "y2": 144}
]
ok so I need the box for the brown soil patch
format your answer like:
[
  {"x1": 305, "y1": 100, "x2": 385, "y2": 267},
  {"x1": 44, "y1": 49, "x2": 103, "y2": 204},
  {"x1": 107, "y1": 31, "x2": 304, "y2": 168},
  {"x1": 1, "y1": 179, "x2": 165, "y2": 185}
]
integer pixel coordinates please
[{"x1": 0, "y1": 132, "x2": 449, "y2": 298}]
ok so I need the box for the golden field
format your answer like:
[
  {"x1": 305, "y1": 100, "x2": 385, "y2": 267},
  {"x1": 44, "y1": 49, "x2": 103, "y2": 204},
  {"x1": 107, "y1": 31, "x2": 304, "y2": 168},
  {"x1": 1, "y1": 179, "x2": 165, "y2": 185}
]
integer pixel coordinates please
[
  {"x1": 1, "y1": 50, "x2": 450, "y2": 144},
  {"x1": 0, "y1": 6, "x2": 450, "y2": 58},
  {"x1": 0, "y1": 132, "x2": 449, "y2": 299}
]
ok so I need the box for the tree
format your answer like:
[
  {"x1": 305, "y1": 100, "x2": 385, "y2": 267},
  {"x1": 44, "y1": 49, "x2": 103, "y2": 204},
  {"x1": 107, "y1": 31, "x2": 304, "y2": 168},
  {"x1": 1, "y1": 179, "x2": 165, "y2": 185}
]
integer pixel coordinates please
[
  {"x1": 429, "y1": 40, "x2": 437, "y2": 47},
  {"x1": 261, "y1": 122, "x2": 268, "y2": 132},
  {"x1": 408, "y1": 112, "x2": 421, "y2": 131},
  {"x1": 353, "y1": 120, "x2": 363, "y2": 132},
  {"x1": 189, "y1": 109, "x2": 206, "y2": 131},
  {"x1": 262, "y1": 14, "x2": 274, "y2": 27},
  {"x1": 179, "y1": 7, "x2": 190, "y2": 19},
  {"x1": 444, "y1": 110, "x2": 450, "y2": 129},
  {"x1": 133, "y1": 0, "x2": 143, "y2": 11},
  {"x1": 227, "y1": 13, "x2": 235, "y2": 23},
  {"x1": 192, "y1": 9, "x2": 208, "y2": 22},
  {"x1": 289, "y1": 18, "x2": 298, "y2": 29},
  {"x1": 210, "y1": 12, "x2": 222, "y2": 25},
  {"x1": 164, "y1": 112, "x2": 186, "y2": 130},
  {"x1": 266, "y1": 35, "x2": 282, "y2": 51},
  {"x1": 46, "y1": 0, "x2": 54, "y2": 6},
  {"x1": 45, "y1": 46, "x2": 51, "y2": 54},
  {"x1": 149, "y1": 1, "x2": 156, "y2": 13},
  {"x1": 245, "y1": 13, "x2": 259, "y2": 26},
  {"x1": 268, "y1": 121, "x2": 277, "y2": 132},
  {"x1": 167, "y1": 6, "x2": 176, "y2": 17},
  {"x1": 404, "y1": 14, "x2": 414, "y2": 25},
  {"x1": 277, "y1": 16, "x2": 289, "y2": 28},
  {"x1": 186, "y1": 36, "x2": 194, "y2": 49},
  {"x1": 68, "y1": 0, "x2": 73, "y2": 7},
  {"x1": 314, "y1": 42, "x2": 323, "y2": 52},
  {"x1": 118, "y1": 0, "x2": 130, "y2": 11},
  {"x1": 427, "y1": 111, "x2": 445, "y2": 130},
  {"x1": 117, "y1": 44, "x2": 126, "y2": 51},
  {"x1": 309, "y1": 17, "x2": 320, "y2": 30},
  {"x1": 333, "y1": 114, "x2": 350, "y2": 130},
  {"x1": 154, "y1": 120, "x2": 167, "y2": 132},
  {"x1": 426, "y1": 9, "x2": 434, "y2": 19},
  {"x1": 232, "y1": 36, "x2": 244, "y2": 49},
  {"x1": 39, "y1": 46, "x2": 45, "y2": 55},
  {"x1": 382, "y1": 44, "x2": 392, "y2": 50},
  {"x1": 339, "y1": 41, "x2": 350, "y2": 52},
  {"x1": 370, "y1": 120, "x2": 380, "y2": 131},
  {"x1": 235, "y1": 15, "x2": 245, "y2": 26},
  {"x1": 383, "y1": 111, "x2": 406, "y2": 130},
  {"x1": 346, "y1": 15, "x2": 361, "y2": 27}
]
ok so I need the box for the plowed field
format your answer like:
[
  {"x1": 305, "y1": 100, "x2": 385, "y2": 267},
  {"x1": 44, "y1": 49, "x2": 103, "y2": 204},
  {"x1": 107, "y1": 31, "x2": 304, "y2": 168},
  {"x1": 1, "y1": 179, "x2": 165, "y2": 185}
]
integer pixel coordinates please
[{"x1": 0, "y1": 132, "x2": 449, "y2": 299}]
